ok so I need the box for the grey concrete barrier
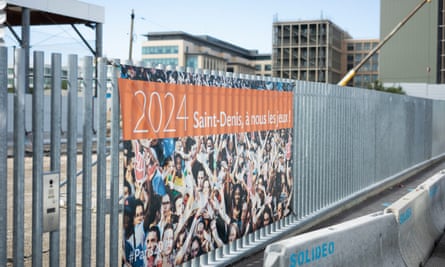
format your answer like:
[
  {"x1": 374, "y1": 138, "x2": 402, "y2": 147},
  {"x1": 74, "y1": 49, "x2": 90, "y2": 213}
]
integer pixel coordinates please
[
  {"x1": 417, "y1": 169, "x2": 445, "y2": 235},
  {"x1": 384, "y1": 188, "x2": 437, "y2": 267},
  {"x1": 263, "y1": 212, "x2": 406, "y2": 267}
]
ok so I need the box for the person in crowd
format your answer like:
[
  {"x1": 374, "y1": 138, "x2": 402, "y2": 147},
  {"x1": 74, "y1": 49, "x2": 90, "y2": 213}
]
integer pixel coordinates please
[
  {"x1": 145, "y1": 226, "x2": 161, "y2": 267},
  {"x1": 227, "y1": 222, "x2": 240, "y2": 243},
  {"x1": 189, "y1": 236, "x2": 204, "y2": 260},
  {"x1": 240, "y1": 199, "x2": 253, "y2": 236},
  {"x1": 171, "y1": 193, "x2": 184, "y2": 226},
  {"x1": 159, "y1": 192, "x2": 173, "y2": 232},
  {"x1": 124, "y1": 197, "x2": 146, "y2": 266},
  {"x1": 160, "y1": 223, "x2": 175, "y2": 267}
]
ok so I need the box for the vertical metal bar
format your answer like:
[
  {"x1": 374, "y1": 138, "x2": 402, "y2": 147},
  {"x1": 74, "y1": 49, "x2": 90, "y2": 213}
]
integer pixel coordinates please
[
  {"x1": 366, "y1": 90, "x2": 372, "y2": 185},
  {"x1": 292, "y1": 81, "x2": 299, "y2": 218},
  {"x1": 96, "y1": 23, "x2": 103, "y2": 58},
  {"x1": 0, "y1": 46, "x2": 7, "y2": 267},
  {"x1": 310, "y1": 82, "x2": 316, "y2": 213},
  {"x1": 13, "y1": 47, "x2": 25, "y2": 267},
  {"x1": 321, "y1": 83, "x2": 327, "y2": 207},
  {"x1": 50, "y1": 53, "x2": 62, "y2": 267},
  {"x1": 299, "y1": 82, "x2": 305, "y2": 216},
  {"x1": 32, "y1": 50, "x2": 44, "y2": 267},
  {"x1": 335, "y1": 87, "x2": 340, "y2": 199},
  {"x1": 374, "y1": 93, "x2": 379, "y2": 183},
  {"x1": 81, "y1": 56, "x2": 94, "y2": 267},
  {"x1": 353, "y1": 88, "x2": 359, "y2": 191},
  {"x1": 293, "y1": 81, "x2": 301, "y2": 218},
  {"x1": 308, "y1": 83, "x2": 314, "y2": 213},
  {"x1": 96, "y1": 57, "x2": 107, "y2": 267},
  {"x1": 338, "y1": 86, "x2": 344, "y2": 199},
  {"x1": 325, "y1": 84, "x2": 332, "y2": 205},
  {"x1": 343, "y1": 87, "x2": 348, "y2": 197},
  {"x1": 110, "y1": 60, "x2": 121, "y2": 267},
  {"x1": 343, "y1": 88, "x2": 354, "y2": 196},
  {"x1": 361, "y1": 89, "x2": 367, "y2": 187},
  {"x1": 334, "y1": 86, "x2": 340, "y2": 202},
  {"x1": 341, "y1": 87, "x2": 347, "y2": 198},
  {"x1": 66, "y1": 54, "x2": 78, "y2": 267},
  {"x1": 315, "y1": 86, "x2": 323, "y2": 210},
  {"x1": 21, "y1": 8, "x2": 30, "y2": 94},
  {"x1": 315, "y1": 85, "x2": 321, "y2": 211},
  {"x1": 332, "y1": 86, "x2": 338, "y2": 203},
  {"x1": 303, "y1": 82, "x2": 310, "y2": 216}
]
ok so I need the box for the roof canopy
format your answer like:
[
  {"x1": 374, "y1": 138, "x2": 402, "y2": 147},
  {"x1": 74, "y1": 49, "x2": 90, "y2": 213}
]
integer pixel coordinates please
[{"x1": 5, "y1": 0, "x2": 104, "y2": 26}]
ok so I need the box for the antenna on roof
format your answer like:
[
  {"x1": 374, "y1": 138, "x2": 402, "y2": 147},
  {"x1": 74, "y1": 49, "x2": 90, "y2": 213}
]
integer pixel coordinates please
[
  {"x1": 273, "y1": 13, "x2": 278, "y2": 22},
  {"x1": 129, "y1": 9, "x2": 135, "y2": 62}
]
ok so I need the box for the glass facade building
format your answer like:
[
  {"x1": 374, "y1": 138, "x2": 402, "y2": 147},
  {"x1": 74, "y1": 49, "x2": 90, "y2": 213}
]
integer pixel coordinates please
[
  {"x1": 141, "y1": 31, "x2": 272, "y2": 76},
  {"x1": 345, "y1": 39, "x2": 379, "y2": 88}
]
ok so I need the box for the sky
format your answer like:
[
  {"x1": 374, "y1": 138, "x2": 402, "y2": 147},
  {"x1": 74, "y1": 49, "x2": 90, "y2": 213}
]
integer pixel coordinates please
[{"x1": 4, "y1": 0, "x2": 380, "y2": 62}]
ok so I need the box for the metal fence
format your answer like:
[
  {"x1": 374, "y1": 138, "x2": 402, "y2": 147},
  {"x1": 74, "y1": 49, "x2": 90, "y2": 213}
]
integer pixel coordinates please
[
  {"x1": 0, "y1": 48, "x2": 121, "y2": 267},
  {"x1": 1, "y1": 47, "x2": 445, "y2": 267}
]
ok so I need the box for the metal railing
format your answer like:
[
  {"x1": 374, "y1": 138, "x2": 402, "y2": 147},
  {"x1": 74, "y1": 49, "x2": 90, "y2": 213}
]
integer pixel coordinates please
[{"x1": 1, "y1": 47, "x2": 445, "y2": 267}]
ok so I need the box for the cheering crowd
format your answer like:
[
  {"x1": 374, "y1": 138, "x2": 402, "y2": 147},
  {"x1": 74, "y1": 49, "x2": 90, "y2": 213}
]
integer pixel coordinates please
[
  {"x1": 120, "y1": 65, "x2": 294, "y2": 91},
  {"x1": 122, "y1": 129, "x2": 293, "y2": 266},
  {"x1": 120, "y1": 65, "x2": 294, "y2": 266}
]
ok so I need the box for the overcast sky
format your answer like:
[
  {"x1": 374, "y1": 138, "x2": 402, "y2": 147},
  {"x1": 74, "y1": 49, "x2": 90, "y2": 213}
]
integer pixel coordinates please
[{"x1": 4, "y1": 0, "x2": 380, "y2": 62}]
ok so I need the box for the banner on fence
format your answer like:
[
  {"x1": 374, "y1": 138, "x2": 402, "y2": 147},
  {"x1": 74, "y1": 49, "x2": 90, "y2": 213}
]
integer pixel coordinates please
[{"x1": 118, "y1": 65, "x2": 294, "y2": 266}]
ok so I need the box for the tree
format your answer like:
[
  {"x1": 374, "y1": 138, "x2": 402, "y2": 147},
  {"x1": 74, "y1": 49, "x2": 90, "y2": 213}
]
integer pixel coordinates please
[{"x1": 367, "y1": 80, "x2": 405, "y2": 95}]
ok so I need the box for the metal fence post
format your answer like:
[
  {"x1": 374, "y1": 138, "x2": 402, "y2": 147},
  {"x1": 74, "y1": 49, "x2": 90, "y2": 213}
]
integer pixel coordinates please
[
  {"x1": 96, "y1": 57, "x2": 108, "y2": 267},
  {"x1": 110, "y1": 59, "x2": 121, "y2": 267},
  {"x1": 32, "y1": 50, "x2": 44, "y2": 267},
  {"x1": 66, "y1": 54, "x2": 79, "y2": 267},
  {"x1": 13, "y1": 47, "x2": 25, "y2": 267},
  {"x1": 81, "y1": 56, "x2": 94, "y2": 267},
  {"x1": 0, "y1": 45, "x2": 7, "y2": 267},
  {"x1": 49, "y1": 52, "x2": 62, "y2": 267}
]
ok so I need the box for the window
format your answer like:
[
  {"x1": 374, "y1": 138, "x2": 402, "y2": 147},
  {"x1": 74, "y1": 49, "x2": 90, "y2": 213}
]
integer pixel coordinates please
[
  {"x1": 142, "y1": 45, "x2": 179, "y2": 55},
  {"x1": 363, "y1": 43, "x2": 371, "y2": 50},
  {"x1": 142, "y1": 58, "x2": 178, "y2": 67},
  {"x1": 186, "y1": 56, "x2": 198, "y2": 69},
  {"x1": 265, "y1": 64, "x2": 272, "y2": 71},
  {"x1": 362, "y1": 62, "x2": 370, "y2": 71},
  {"x1": 255, "y1": 65, "x2": 262, "y2": 71}
]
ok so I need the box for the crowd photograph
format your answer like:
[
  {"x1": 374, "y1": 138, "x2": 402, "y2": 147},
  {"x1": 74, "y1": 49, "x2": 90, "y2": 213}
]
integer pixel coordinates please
[
  {"x1": 122, "y1": 130, "x2": 293, "y2": 266},
  {"x1": 120, "y1": 65, "x2": 293, "y2": 266}
]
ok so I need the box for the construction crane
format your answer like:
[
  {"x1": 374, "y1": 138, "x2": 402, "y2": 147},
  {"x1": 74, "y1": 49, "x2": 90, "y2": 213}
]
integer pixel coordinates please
[{"x1": 337, "y1": 0, "x2": 431, "y2": 86}]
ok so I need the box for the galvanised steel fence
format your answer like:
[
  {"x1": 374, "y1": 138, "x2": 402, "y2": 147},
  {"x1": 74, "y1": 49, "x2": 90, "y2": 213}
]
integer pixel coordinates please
[{"x1": 1, "y1": 47, "x2": 445, "y2": 267}]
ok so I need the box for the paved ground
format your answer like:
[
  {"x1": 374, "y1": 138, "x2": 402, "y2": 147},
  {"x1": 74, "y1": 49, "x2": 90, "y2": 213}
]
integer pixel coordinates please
[{"x1": 230, "y1": 159, "x2": 445, "y2": 267}]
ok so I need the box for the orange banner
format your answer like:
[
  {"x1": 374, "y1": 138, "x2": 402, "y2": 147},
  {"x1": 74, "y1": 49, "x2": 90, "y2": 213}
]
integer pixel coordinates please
[{"x1": 118, "y1": 79, "x2": 293, "y2": 140}]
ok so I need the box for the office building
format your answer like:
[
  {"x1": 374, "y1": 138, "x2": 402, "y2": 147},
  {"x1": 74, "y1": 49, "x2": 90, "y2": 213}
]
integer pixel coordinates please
[
  {"x1": 272, "y1": 20, "x2": 351, "y2": 84},
  {"x1": 142, "y1": 23, "x2": 379, "y2": 87},
  {"x1": 345, "y1": 39, "x2": 379, "y2": 88},
  {"x1": 141, "y1": 31, "x2": 272, "y2": 76},
  {"x1": 380, "y1": 0, "x2": 443, "y2": 84}
]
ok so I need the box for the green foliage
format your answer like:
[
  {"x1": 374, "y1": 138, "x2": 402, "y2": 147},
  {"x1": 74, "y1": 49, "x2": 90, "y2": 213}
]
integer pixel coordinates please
[
  {"x1": 61, "y1": 79, "x2": 68, "y2": 90},
  {"x1": 367, "y1": 80, "x2": 405, "y2": 95}
]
